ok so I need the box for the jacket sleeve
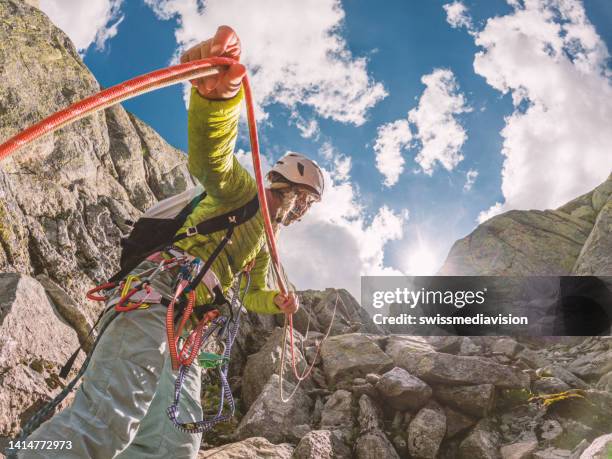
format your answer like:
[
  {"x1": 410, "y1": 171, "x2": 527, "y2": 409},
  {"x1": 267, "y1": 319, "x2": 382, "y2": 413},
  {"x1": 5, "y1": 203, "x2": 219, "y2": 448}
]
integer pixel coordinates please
[
  {"x1": 187, "y1": 86, "x2": 247, "y2": 202},
  {"x1": 241, "y1": 245, "x2": 282, "y2": 315}
]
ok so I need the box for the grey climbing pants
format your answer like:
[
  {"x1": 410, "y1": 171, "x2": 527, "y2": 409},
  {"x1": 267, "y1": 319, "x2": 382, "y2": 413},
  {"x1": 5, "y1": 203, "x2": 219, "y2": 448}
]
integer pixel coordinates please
[{"x1": 18, "y1": 260, "x2": 203, "y2": 459}]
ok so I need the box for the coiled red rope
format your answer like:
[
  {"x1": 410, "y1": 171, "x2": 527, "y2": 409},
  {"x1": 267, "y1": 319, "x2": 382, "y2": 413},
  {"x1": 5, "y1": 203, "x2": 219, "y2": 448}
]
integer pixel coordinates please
[{"x1": 0, "y1": 56, "x2": 328, "y2": 400}]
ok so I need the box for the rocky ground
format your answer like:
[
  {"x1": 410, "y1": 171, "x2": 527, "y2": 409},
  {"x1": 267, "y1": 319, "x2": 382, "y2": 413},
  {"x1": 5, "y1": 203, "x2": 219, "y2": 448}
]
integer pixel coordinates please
[{"x1": 0, "y1": 1, "x2": 611, "y2": 458}]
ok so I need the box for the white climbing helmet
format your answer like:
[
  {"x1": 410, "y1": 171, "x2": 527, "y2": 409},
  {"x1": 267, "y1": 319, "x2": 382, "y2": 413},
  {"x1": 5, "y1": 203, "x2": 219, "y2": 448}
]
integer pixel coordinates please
[{"x1": 267, "y1": 153, "x2": 324, "y2": 198}]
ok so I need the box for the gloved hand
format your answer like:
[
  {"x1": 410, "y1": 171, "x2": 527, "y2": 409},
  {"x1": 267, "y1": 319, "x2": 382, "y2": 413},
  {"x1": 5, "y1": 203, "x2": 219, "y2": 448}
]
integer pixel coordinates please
[
  {"x1": 180, "y1": 25, "x2": 246, "y2": 100},
  {"x1": 274, "y1": 291, "x2": 300, "y2": 315}
]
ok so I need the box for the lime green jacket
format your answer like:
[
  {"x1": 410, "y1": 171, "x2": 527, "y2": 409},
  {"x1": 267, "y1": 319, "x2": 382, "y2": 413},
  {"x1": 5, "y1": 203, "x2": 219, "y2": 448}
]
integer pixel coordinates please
[{"x1": 173, "y1": 87, "x2": 281, "y2": 314}]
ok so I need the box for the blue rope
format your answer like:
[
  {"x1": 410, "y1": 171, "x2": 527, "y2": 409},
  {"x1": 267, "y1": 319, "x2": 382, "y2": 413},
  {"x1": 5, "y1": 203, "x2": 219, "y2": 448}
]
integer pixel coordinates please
[{"x1": 166, "y1": 272, "x2": 249, "y2": 434}]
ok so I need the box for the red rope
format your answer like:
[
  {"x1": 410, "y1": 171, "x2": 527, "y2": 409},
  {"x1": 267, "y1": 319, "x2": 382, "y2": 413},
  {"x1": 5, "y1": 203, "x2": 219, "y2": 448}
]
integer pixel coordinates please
[{"x1": 0, "y1": 57, "x2": 234, "y2": 162}]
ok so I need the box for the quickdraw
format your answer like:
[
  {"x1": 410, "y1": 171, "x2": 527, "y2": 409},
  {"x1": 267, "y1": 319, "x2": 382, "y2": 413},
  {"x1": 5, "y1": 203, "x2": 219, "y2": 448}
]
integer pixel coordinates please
[
  {"x1": 166, "y1": 271, "x2": 249, "y2": 434},
  {"x1": 87, "y1": 251, "x2": 222, "y2": 371}
]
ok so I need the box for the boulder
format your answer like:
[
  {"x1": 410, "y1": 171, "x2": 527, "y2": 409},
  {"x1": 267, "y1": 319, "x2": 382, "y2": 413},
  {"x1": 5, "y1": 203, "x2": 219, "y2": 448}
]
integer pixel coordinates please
[
  {"x1": 536, "y1": 365, "x2": 588, "y2": 390},
  {"x1": 198, "y1": 437, "x2": 293, "y2": 458},
  {"x1": 293, "y1": 430, "x2": 351, "y2": 459},
  {"x1": 532, "y1": 448, "x2": 572, "y2": 459},
  {"x1": 0, "y1": 274, "x2": 80, "y2": 436},
  {"x1": 596, "y1": 370, "x2": 612, "y2": 392},
  {"x1": 515, "y1": 348, "x2": 551, "y2": 369},
  {"x1": 375, "y1": 367, "x2": 432, "y2": 411},
  {"x1": 295, "y1": 289, "x2": 382, "y2": 336},
  {"x1": 539, "y1": 419, "x2": 563, "y2": 442},
  {"x1": 433, "y1": 384, "x2": 495, "y2": 418},
  {"x1": 444, "y1": 406, "x2": 477, "y2": 439},
  {"x1": 500, "y1": 440, "x2": 538, "y2": 459},
  {"x1": 459, "y1": 337, "x2": 483, "y2": 356},
  {"x1": 320, "y1": 390, "x2": 353, "y2": 434},
  {"x1": 533, "y1": 377, "x2": 571, "y2": 394},
  {"x1": 241, "y1": 327, "x2": 309, "y2": 409},
  {"x1": 579, "y1": 433, "x2": 612, "y2": 459},
  {"x1": 357, "y1": 394, "x2": 383, "y2": 433},
  {"x1": 385, "y1": 336, "x2": 436, "y2": 375},
  {"x1": 492, "y1": 338, "x2": 523, "y2": 358},
  {"x1": 407, "y1": 401, "x2": 446, "y2": 459},
  {"x1": 351, "y1": 382, "x2": 377, "y2": 399},
  {"x1": 459, "y1": 419, "x2": 502, "y2": 459},
  {"x1": 407, "y1": 353, "x2": 530, "y2": 389},
  {"x1": 236, "y1": 375, "x2": 312, "y2": 444},
  {"x1": 567, "y1": 349, "x2": 612, "y2": 379},
  {"x1": 425, "y1": 336, "x2": 464, "y2": 354},
  {"x1": 320, "y1": 334, "x2": 393, "y2": 386},
  {"x1": 355, "y1": 431, "x2": 400, "y2": 459}
]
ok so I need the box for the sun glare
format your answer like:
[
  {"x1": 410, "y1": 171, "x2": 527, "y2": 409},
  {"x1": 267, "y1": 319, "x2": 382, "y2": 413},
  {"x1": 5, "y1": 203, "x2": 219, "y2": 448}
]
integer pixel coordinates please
[{"x1": 404, "y1": 244, "x2": 440, "y2": 276}]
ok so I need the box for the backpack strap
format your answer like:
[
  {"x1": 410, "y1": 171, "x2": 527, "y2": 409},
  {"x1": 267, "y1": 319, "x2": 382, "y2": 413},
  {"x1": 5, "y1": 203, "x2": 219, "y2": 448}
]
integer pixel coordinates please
[
  {"x1": 172, "y1": 193, "x2": 259, "y2": 242},
  {"x1": 177, "y1": 191, "x2": 207, "y2": 222}
]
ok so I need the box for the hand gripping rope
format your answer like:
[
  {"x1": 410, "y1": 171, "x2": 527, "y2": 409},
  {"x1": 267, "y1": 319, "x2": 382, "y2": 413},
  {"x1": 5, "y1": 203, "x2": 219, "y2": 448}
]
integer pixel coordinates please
[{"x1": 0, "y1": 56, "x2": 335, "y2": 403}]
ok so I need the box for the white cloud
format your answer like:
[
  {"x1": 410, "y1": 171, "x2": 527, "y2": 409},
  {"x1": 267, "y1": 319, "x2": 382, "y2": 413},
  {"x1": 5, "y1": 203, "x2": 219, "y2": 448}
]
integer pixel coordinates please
[
  {"x1": 373, "y1": 119, "x2": 412, "y2": 187},
  {"x1": 290, "y1": 111, "x2": 320, "y2": 139},
  {"x1": 39, "y1": 0, "x2": 124, "y2": 52},
  {"x1": 373, "y1": 69, "x2": 470, "y2": 186},
  {"x1": 332, "y1": 155, "x2": 352, "y2": 183},
  {"x1": 477, "y1": 202, "x2": 503, "y2": 223},
  {"x1": 443, "y1": 1, "x2": 474, "y2": 32},
  {"x1": 469, "y1": 0, "x2": 612, "y2": 217},
  {"x1": 144, "y1": 0, "x2": 387, "y2": 125},
  {"x1": 235, "y1": 148, "x2": 273, "y2": 177},
  {"x1": 463, "y1": 169, "x2": 478, "y2": 191},
  {"x1": 319, "y1": 141, "x2": 335, "y2": 161},
  {"x1": 409, "y1": 69, "x2": 472, "y2": 175},
  {"x1": 237, "y1": 145, "x2": 408, "y2": 298},
  {"x1": 318, "y1": 141, "x2": 352, "y2": 183}
]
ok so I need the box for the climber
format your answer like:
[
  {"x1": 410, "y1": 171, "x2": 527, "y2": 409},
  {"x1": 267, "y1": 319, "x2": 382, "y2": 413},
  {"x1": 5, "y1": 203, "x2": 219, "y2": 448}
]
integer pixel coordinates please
[{"x1": 18, "y1": 25, "x2": 324, "y2": 459}]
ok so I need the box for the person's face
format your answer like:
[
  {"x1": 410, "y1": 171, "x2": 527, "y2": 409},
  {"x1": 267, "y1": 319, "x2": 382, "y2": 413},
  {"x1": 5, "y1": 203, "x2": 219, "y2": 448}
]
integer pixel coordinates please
[
  {"x1": 288, "y1": 187, "x2": 319, "y2": 221},
  {"x1": 277, "y1": 186, "x2": 320, "y2": 226}
]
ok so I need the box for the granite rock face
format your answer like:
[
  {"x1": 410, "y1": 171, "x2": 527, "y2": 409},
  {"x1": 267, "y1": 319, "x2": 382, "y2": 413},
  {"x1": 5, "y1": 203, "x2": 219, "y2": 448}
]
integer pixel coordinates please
[
  {"x1": 439, "y1": 174, "x2": 612, "y2": 276},
  {"x1": 0, "y1": 273, "x2": 80, "y2": 436},
  {"x1": 0, "y1": 0, "x2": 194, "y2": 322}
]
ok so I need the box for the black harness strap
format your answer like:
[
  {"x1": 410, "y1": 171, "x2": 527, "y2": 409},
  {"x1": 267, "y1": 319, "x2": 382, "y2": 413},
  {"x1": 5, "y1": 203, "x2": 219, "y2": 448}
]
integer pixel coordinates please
[{"x1": 172, "y1": 194, "x2": 259, "y2": 243}]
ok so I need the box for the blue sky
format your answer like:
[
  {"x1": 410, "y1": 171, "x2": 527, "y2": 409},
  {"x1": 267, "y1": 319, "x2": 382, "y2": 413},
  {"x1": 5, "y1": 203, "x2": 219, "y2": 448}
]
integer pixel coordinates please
[{"x1": 40, "y1": 0, "x2": 612, "y2": 296}]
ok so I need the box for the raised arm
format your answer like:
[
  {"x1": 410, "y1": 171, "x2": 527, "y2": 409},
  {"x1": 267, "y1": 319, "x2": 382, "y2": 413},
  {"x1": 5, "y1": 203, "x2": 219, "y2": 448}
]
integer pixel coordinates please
[
  {"x1": 187, "y1": 87, "x2": 245, "y2": 200},
  {"x1": 181, "y1": 25, "x2": 248, "y2": 201}
]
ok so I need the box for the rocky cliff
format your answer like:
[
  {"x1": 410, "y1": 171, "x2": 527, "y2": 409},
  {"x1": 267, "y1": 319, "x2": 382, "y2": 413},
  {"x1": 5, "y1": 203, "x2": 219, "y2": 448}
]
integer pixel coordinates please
[
  {"x1": 439, "y1": 174, "x2": 612, "y2": 277},
  {"x1": 0, "y1": 1, "x2": 611, "y2": 458},
  {"x1": 0, "y1": 0, "x2": 195, "y2": 326}
]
